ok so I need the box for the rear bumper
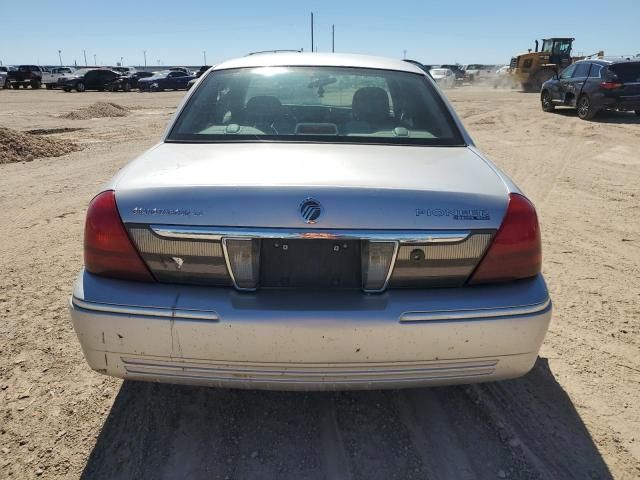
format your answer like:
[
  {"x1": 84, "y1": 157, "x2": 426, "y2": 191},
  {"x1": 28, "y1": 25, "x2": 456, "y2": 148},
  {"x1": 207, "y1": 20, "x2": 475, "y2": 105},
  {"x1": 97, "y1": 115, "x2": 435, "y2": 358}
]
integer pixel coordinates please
[
  {"x1": 69, "y1": 271, "x2": 552, "y2": 390},
  {"x1": 593, "y1": 93, "x2": 640, "y2": 110}
]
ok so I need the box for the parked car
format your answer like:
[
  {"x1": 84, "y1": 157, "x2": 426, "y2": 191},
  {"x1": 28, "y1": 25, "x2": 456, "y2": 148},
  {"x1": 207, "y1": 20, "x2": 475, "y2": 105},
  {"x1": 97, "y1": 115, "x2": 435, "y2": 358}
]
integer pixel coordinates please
[
  {"x1": 69, "y1": 53, "x2": 552, "y2": 390},
  {"x1": 127, "y1": 71, "x2": 154, "y2": 89},
  {"x1": 42, "y1": 67, "x2": 76, "y2": 89},
  {"x1": 137, "y1": 70, "x2": 195, "y2": 91},
  {"x1": 0, "y1": 66, "x2": 15, "y2": 88},
  {"x1": 493, "y1": 65, "x2": 517, "y2": 88},
  {"x1": 195, "y1": 65, "x2": 212, "y2": 78},
  {"x1": 6, "y1": 65, "x2": 44, "y2": 89},
  {"x1": 169, "y1": 67, "x2": 191, "y2": 75},
  {"x1": 541, "y1": 58, "x2": 640, "y2": 119},
  {"x1": 464, "y1": 64, "x2": 497, "y2": 83},
  {"x1": 440, "y1": 64, "x2": 466, "y2": 83},
  {"x1": 403, "y1": 59, "x2": 433, "y2": 76},
  {"x1": 429, "y1": 68, "x2": 456, "y2": 88},
  {"x1": 59, "y1": 68, "x2": 128, "y2": 92},
  {"x1": 110, "y1": 66, "x2": 137, "y2": 76}
]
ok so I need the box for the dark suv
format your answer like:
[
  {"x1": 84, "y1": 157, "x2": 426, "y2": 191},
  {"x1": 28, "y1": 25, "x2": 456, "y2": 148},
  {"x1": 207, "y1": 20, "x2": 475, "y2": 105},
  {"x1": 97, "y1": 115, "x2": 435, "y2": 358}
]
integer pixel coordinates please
[
  {"x1": 540, "y1": 58, "x2": 640, "y2": 120},
  {"x1": 59, "y1": 68, "x2": 127, "y2": 92}
]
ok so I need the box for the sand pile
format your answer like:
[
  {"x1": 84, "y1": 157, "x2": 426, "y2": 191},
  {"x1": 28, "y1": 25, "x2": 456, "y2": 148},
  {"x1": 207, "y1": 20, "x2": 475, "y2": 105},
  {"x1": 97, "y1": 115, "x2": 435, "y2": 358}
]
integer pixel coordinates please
[
  {"x1": 0, "y1": 127, "x2": 81, "y2": 164},
  {"x1": 62, "y1": 102, "x2": 130, "y2": 120}
]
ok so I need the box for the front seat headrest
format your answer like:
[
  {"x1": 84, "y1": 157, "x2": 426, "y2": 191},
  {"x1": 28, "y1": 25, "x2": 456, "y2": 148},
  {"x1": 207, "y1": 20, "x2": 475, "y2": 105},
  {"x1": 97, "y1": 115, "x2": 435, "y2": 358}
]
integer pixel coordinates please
[
  {"x1": 352, "y1": 87, "x2": 390, "y2": 122},
  {"x1": 245, "y1": 95, "x2": 283, "y2": 124}
]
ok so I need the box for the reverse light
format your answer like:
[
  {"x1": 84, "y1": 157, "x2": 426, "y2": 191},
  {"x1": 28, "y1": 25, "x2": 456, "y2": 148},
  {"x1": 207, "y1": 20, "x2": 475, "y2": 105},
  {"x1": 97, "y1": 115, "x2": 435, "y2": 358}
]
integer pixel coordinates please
[
  {"x1": 223, "y1": 238, "x2": 260, "y2": 290},
  {"x1": 84, "y1": 191, "x2": 154, "y2": 282},
  {"x1": 469, "y1": 193, "x2": 541, "y2": 285},
  {"x1": 362, "y1": 242, "x2": 396, "y2": 292}
]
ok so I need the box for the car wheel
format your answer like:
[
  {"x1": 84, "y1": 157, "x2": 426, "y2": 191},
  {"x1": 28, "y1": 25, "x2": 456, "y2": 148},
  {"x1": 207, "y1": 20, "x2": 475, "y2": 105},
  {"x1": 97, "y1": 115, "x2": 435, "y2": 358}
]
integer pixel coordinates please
[
  {"x1": 123, "y1": 82, "x2": 131, "y2": 92},
  {"x1": 76, "y1": 82, "x2": 86, "y2": 92},
  {"x1": 12, "y1": 83, "x2": 20, "y2": 89},
  {"x1": 541, "y1": 91, "x2": 555, "y2": 112},
  {"x1": 46, "y1": 84, "x2": 53, "y2": 90},
  {"x1": 63, "y1": 87, "x2": 72, "y2": 92},
  {"x1": 3, "y1": 79, "x2": 10, "y2": 89},
  {"x1": 577, "y1": 95, "x2": 597, "y2": 120},
  {"x1": 31, "y1": 79, "x2": 42, "y2": 89},
  {"x1": 635, "y1": 110, "x2": 640, "y2": 116}
]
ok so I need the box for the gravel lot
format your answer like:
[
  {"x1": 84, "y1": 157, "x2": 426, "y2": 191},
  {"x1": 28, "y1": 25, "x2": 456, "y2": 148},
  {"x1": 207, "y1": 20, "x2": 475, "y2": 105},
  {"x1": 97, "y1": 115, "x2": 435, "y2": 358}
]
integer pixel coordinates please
[{"x1": 0, "y1": 87, "x2": 638, "y2": 479}]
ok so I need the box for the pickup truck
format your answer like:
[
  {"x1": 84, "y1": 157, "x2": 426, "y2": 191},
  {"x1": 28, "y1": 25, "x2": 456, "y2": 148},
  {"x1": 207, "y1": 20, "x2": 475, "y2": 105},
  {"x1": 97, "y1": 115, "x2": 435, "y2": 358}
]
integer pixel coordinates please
[
  {"x1": 42, "y1": 67, "x2": 76, "y2": 89},
  {"x1": 0, "y1": 66, "x2": 14, "y2": 88},
  {"x1": 6, "y1": 65, "x2": 44, "y2": 89}
]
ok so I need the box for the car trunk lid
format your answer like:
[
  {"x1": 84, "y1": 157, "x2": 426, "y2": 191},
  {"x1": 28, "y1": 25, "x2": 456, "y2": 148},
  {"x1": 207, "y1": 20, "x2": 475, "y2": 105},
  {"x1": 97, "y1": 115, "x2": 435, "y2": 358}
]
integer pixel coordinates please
[{"x1": 114, "y1": 143, "x2": 509, "y2": 231}]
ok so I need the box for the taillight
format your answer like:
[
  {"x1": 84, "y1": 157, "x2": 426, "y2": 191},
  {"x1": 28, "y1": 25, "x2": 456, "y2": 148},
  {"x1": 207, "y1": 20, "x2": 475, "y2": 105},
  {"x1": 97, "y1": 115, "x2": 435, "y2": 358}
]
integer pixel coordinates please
[
  {"x1": 469, "y1": 193, "x2": 541, "y2": 285},
  {"x1": 600, "y1": 81, "x2": 623, "y2": 90},
  {"x1": 84, "y1": 191, "x2": 154, "y2": 282}
]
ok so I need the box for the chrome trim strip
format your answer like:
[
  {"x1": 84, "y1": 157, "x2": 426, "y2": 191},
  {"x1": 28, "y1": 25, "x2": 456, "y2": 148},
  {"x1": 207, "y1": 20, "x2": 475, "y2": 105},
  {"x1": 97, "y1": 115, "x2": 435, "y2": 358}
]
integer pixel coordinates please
[
  {"x1": 150, "y1": 225, "x2": 470, "y2": 244},
  {"x1": 71, "y1": 297, "x2": 220, "y2": 321},
  {"x1": 399, "y1": 298, "x2": 551, "y2": 322}
]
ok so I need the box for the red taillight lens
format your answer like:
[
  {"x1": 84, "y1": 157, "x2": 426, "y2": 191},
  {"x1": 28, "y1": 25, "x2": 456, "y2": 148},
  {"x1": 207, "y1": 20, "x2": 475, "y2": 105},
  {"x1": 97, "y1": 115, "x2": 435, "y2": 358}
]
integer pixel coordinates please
[
  {"x1": 84, "y1": 191, "x2": 154, "y2": 282},
  {"x1": 469, "y1": 193, "x2": 541, "y2": 285},
  {"x1": 600, "y1": 81, "x2": 623, "y2": 90}
]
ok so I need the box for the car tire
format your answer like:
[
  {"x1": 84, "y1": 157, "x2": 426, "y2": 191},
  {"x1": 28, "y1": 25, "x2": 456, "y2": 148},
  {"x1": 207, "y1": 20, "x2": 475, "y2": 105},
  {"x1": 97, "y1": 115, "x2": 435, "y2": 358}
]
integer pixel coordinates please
[
  {"x1": 123, "y1": 82, "x2": 131, "y2": 92},
  {"x1": 76, "y1": 82, "x2": 86, "y2": 92},
  {"x1": 577, "y1": 95, "x2": 597, "y2": 120},
  {"x1": 635, "y1": 110, "x2": 640, "y2": 116},
  {"x1": 12, "y1": 83, "x2": 21, "y2": 89},
  {"x1": 63, "y1": 87, "x2": 72, "y2": 92},
  {"x1": 31, "y1": 79, "x2": 42, "y2": 89},
  {"x1": 3, "y1": 79, "x2": 10, "y2": 89},
  {"x1": 46, "y1": 84, "x2": 53, "y2": 90},
  {"x1": 541, "y1": 91, "x2": 555, "y2": 112}
]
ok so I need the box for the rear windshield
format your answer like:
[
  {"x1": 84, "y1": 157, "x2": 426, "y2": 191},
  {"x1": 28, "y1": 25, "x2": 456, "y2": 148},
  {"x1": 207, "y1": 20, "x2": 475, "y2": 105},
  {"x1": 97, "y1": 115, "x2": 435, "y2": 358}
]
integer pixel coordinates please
[
  {"x1": 608, "y1": 63, "x2": 640, "y2": 82},
  {"x1": 167, "y1": 66, "x2": 464, "y2": 146}
]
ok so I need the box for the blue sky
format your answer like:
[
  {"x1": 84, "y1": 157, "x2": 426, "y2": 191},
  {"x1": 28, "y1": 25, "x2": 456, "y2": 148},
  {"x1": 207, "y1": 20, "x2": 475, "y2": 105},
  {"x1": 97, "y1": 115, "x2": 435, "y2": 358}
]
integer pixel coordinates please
[{"x1": 1, "y1": 0, "x2": 638, "y2": 66}]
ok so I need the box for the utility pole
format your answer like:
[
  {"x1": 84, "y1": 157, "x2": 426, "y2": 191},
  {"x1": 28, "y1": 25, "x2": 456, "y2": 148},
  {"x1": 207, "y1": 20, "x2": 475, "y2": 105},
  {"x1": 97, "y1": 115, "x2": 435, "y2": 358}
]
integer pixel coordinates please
[
  {"x1": 403, "y1": 49, "x2": 407, "y2": 59},
  {"x1": 83, "y1": 50, "x2": 87, "y2": 66},
  {"x1": 203, "y1": 50, "x2": 207, "y2": 65},
  {"x1": 143, "y1": 50, "x2": 147, "y2": 67},
  {"x1": 58, "y1": 50, "x2": 63, "y2": 66},
  {"x1": 332, "y1": 24, "x2": 335, "y2": 53},
  {"x1": 93, "y1": 53, "x2": 97, "y2": 66},
  {"x1": 120, "y1": 56, "x2": 124, "y2": 66},
  {"x1": 310, "y1": 12, "x2": 314, "y2": 53}
]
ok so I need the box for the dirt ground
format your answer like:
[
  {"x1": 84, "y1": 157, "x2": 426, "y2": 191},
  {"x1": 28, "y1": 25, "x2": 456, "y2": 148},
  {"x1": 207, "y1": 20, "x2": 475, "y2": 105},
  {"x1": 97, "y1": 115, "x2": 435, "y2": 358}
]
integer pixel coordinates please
[{"x1": 0, "y1": 86, "x2": 638, "y2": 480}]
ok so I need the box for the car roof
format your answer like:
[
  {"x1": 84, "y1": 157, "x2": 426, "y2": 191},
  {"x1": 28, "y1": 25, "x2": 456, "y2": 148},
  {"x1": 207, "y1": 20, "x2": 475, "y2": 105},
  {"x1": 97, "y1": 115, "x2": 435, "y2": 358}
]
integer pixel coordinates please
[
  {"x1": 577, "y1": 57, "x2": 640, "y2": 65},
  {"x1": 212, "y1": 53, "x2": 425, "y2": 75}
]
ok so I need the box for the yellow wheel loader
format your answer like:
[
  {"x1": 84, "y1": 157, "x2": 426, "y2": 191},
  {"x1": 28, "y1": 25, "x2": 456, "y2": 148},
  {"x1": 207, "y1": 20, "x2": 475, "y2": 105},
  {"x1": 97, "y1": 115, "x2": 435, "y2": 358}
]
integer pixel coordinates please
[{"x1": 509, "y1": 38, "x2": 575, "y2": 92}]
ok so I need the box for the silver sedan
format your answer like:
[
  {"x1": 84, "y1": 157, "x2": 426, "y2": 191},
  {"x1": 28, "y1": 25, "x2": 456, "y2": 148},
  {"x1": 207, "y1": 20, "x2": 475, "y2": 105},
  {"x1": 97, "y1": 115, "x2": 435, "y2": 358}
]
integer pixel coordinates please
[{"x1": 70, "y1": 53, "x2": 551, "y2": 390}]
